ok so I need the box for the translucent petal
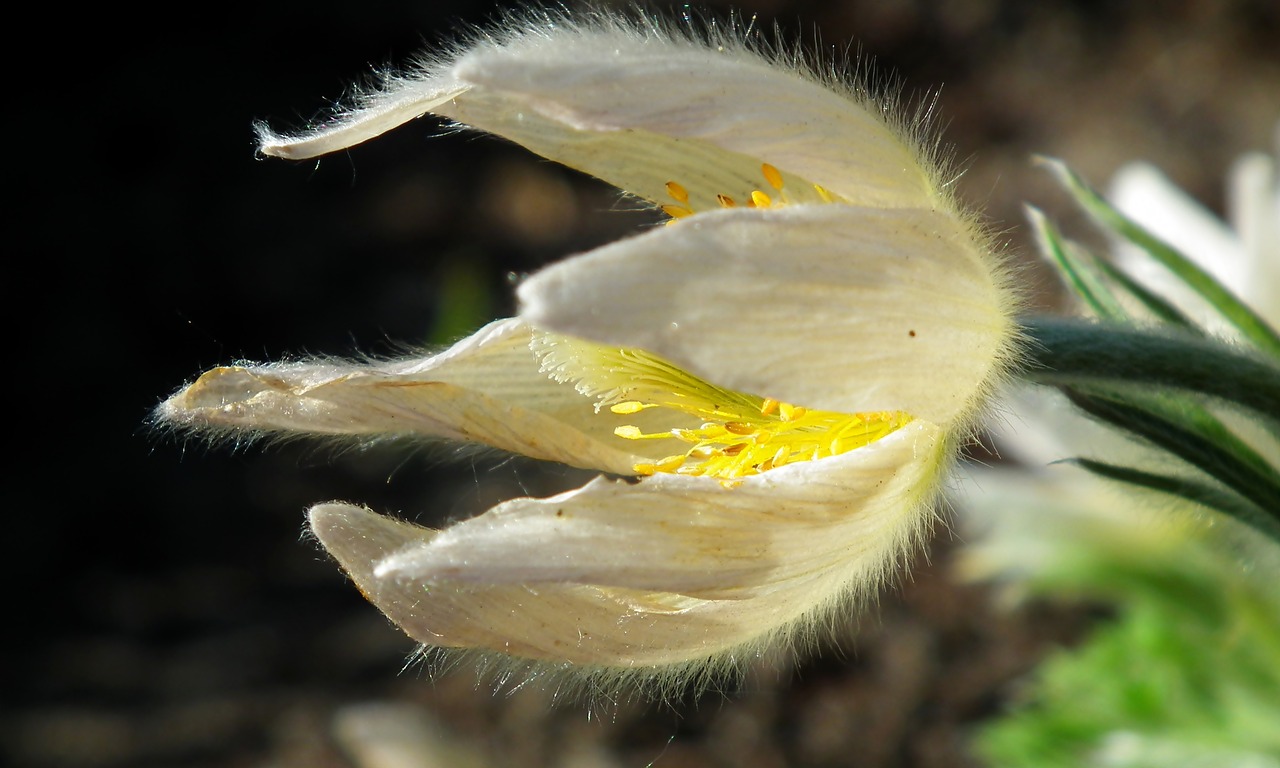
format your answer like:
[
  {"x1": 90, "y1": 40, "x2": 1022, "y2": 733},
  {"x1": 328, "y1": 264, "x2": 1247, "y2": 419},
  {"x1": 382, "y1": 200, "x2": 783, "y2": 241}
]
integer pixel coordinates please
[
  {"x1": 258, "y1": 25, "x2": 939, "y2": 213},
  {"x1": 448, "y1": 30, "x2": 935, "y2": 210},
  {"x1": 519, "y1": 205, "x2": 1012, "y2": 426},
  {"x1": 158, "y1": 319, "x2": 644, "y2": 474},
  {"x1": 310, "y1": 421, "x2": 944, "y2": 666},
  {"x1": 257, "y1": 74, "x2": 466, "y2": 159}
]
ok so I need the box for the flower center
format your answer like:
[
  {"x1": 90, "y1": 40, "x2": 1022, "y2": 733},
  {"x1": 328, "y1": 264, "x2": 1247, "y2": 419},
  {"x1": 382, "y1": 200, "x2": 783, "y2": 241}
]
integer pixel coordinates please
[
  {"x1": 659, "y1": 163, "x2": 837, "y2": 221},
  {"x1": 533, "y1": 333, "x2": 912, "y2": 483}
]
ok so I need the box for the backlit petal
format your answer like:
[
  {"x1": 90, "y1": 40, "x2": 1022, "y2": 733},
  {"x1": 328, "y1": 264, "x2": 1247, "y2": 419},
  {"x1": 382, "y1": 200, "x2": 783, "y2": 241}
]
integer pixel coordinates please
[
  {"x1": 159, "y1": 319, "x2": 643, "y2": 474},
  {"x1": 519, "y1": 205, "x2": 1013, "y2": 425},
  {"x1": 446, "y1": 26, "x2": 934, "y2": 210},
  {"x1": 257, "y1": 21, "x2": 939, "y2": 214},
  {"x1": 311, "y1": 422, "x2": 944, "y2": 666}
]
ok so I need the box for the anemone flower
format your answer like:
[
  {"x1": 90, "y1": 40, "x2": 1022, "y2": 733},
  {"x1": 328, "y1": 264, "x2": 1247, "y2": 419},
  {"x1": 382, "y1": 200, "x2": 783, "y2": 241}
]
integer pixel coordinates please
[{"x1": 160, "y1": 12, "x2": 1019, "y2": 689}]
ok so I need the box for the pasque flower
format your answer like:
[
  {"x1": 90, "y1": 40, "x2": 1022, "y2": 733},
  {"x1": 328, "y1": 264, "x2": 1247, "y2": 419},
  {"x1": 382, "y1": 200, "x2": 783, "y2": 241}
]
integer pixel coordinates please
[{"x1": 160, "y1": 13, "x2": 1019, "y2": 688}]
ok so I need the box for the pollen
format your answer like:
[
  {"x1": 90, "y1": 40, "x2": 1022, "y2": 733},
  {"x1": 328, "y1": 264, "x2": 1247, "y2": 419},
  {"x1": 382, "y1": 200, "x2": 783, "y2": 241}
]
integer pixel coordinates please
[{"x1": 533, "y1": 332, "x2": 913, "y2": 484}]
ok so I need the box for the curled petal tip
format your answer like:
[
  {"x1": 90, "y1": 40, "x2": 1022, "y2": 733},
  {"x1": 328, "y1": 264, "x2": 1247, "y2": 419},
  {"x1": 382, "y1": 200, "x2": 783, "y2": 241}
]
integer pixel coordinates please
[{"x1": 309, "y1": 502, "x2": 433, "y2": 571}]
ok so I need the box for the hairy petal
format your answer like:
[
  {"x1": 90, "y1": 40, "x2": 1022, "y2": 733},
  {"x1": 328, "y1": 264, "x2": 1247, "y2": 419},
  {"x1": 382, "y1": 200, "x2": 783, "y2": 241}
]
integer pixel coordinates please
[
  {"x1": 157, "y1": 319, "x2": 643, "y2": 474},
  {"x1": 257, "y1": 74, "x2": 466, "y2": 159},
  {"x1": 256, "y1": 20, "x2": 939, "y2": 213},
  {"x1": 310, "y1": 422, "x2": 945, "y2": 666},
  {"x1": 520, "y1": 205, "x2": 1013, "y2": 426},
  {"x1": 448, "y1": 26, "x2": 933, "y2": 210}
]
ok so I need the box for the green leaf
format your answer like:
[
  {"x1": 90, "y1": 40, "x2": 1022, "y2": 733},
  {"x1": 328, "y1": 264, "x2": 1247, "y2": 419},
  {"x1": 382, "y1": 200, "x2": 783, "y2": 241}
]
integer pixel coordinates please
[
  {"x1": 1038, "y1": 157, "x2": 1280, "y2": 358},
  {"x1": 1061, "y1": 388, "x2": 1280, "y2": 531},
  {"x1": 1066, "y1": 458, "x2": 1280, "y2": 542},
  {"x1": 1026, "y1": 205, "x2": 1127, "y2": 322},
  {"x1": 1090, "y1": 255, "x2": 1201, "y2": 330}
]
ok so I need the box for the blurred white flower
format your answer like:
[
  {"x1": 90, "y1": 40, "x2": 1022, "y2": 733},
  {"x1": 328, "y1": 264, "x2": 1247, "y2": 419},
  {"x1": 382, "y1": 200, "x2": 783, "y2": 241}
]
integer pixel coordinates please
[
  {"x1": 1109, "y1": 125, "x2": 1279, "y2": 334},
  {"x1": 960, "y1": 128, "x2": 1280, "y2": 587},
  {"x1": 161, "y1": 12, "x2": 1018, "y2": 687}
]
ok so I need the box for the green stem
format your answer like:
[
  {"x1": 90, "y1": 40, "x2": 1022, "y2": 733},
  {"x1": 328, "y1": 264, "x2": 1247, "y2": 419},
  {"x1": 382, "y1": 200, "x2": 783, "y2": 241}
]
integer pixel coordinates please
[
  {"x1": 1039, "y1": 157, "x2": 1280, "y2": 357},
  {"x1": 1020, "y1": 317, "x2": 1280, "y2": 418},
  {"x1": 1018, "y1": 316, "x2": 1280, "y2": 541}
]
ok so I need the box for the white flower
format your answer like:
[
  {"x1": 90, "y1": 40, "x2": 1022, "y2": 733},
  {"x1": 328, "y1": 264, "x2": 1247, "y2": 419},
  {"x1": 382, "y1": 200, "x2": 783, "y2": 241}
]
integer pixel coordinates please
[
  {"x1": 1108, "y1": 124, "x2": 1279, "y2": 335},
  {"x1": 960, "y1": 129, "x2": 1280, "y2": 585},
  {"x1": 161, "y1": 12, "x2": 1018, "y2": 689}
]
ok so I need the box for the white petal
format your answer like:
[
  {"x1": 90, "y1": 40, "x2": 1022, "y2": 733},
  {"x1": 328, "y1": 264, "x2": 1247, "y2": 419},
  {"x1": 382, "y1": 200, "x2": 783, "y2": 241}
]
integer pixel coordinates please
[
  {"x1": 158, "y1": 319, "x2": 643, "y2": 474},
  {"x1": 310, "y1": 421, "x2": 945, "y2": 666},
  {"x1": 1111, "y1": 154, "x2": 1280, "y2": 335},
  {"x1": 257, "y1": 22, "x2": 941, "y2": 214},
  {"x1": 445, "y1": 27, "x2": 936, "y2": 210},
  {"x1": 1109, "y1": 162, "x2": 1246, "y2": 334},
  {"x1": 257, "y1": 72, "x2": 466, "y2": 160},
  {"x1": 1228, "y1": 146, "x2": 1280, "y2": 329},
  {"x1": 519, "y1": 205, "x2": 1013, "y2": 426}
]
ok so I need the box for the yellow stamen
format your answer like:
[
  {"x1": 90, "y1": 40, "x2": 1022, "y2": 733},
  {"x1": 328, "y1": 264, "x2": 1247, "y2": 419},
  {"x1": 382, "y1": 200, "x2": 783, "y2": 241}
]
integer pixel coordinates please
[
  {"x1": 609, "y1": 401, "x2": 648, "y2": 414},
  {"x1": 661, "y1": 164, "x2": 840, "y2": 221},
  {"x1": 533, "y1": 332, "x2": 913, "y2": 483},
  {"x1": 762, "y1": 163, "x2": 784, "y2": 191}
]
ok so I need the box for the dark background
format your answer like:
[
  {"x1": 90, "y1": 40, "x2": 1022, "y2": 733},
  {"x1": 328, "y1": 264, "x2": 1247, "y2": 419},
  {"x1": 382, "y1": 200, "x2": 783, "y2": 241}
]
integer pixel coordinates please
[{"x1": 13, "y1": 1, "x2": 1278, "y2": 766}]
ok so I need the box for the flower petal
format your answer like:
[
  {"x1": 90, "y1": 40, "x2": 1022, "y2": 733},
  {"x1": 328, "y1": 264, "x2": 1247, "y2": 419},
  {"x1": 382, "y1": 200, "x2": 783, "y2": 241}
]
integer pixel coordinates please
[
  {"x1": 446, "y1": 25, "x2": 934, "y2": 210},
  {"x1": 519, "y1": 205, "x2": 1013, "y2": 426},
  {"x1": 257, "y1": 20, "x2": 940, "y2": 214},
  {"x1": 158, "y1": 319, "x2": 643, "y2": 474},
  {"x1": 1110, "y1": 151, "x2": 1280, "y2": 333},
  {"x1": 257, "y1": 73, "x2": 466, "y2": 160},
  {"x1": 310, "y1": 421, "x2": 944, "y2": 666}
]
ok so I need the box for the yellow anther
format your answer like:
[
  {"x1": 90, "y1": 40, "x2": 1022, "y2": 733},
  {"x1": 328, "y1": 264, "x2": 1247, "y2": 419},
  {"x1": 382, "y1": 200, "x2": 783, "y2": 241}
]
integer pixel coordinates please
[
  {"x1": 661, "y1": 204, "x2": 694, "y2": 219},
  {"x1": 814, "y1": 184, "x2": 834, "y2": 203},
  {"x1": 532, "y1": 331, "x2": 912, "y2": 483},
  {"x1": 762, "y1": 163, "x2": 784, "y2": 191},
  {"x1": 655, "y1": 454, "x2": 688, "y2": 472},
  {"x1": 610, "y1": 401, "x2": 648, "y2": 414},
  {"x1": 750, "y1": 190, "x2": 772, "y2": 208},
  {"x1": 716, "y1": 194, "x2": 736, "y2": 208},
  {"x1": 665, "y1": 180, "x2": 690, "y2": 203}
]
